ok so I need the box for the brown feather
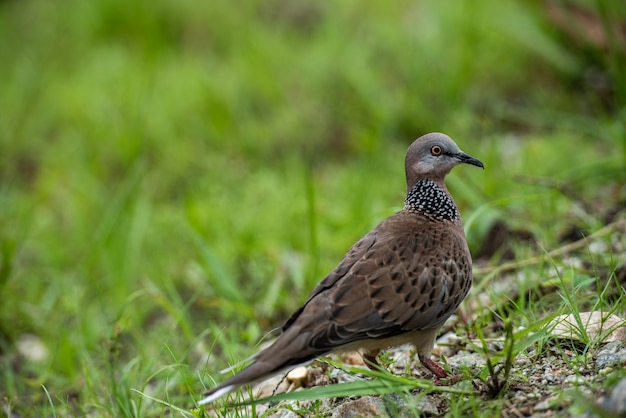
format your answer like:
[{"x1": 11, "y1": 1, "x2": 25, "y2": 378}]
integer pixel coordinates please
[{"x1": 198, "y1": 132, "x2": 483, "y2": 405}]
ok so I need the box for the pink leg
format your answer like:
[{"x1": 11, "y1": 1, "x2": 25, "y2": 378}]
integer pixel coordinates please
[
  {"x1": 418, "y1": 354, "x2": 448, "y2": 379},
  {"x1": 419, "y1": 354, "x2": 464, "y2": 384}
]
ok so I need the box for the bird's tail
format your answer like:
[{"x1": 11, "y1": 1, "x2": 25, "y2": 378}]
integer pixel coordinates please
[
  {"x1": 198, "y1": 320, "x2": 327, "y2": 406},
  {"x1": 198, "y1": 355, "x2": 311, "y2": 406}
]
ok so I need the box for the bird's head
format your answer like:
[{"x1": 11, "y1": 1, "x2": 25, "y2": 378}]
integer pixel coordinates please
[{"x1": 405, "y1": 132, "x2": 484, "y2": 191}]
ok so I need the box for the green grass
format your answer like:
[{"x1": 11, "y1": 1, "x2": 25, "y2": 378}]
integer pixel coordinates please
[{"x1": 1, "y1": 0, "x2": 626, "y2": 416}]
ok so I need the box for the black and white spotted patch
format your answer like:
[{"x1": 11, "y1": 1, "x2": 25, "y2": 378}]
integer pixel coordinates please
[{"x1": 404, "y1": 179, "x2": 459, "y2": 222}]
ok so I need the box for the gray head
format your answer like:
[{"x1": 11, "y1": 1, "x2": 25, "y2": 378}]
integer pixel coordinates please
[{"x1": 405, "y1": 132, "x2": 484, "y2": 191}]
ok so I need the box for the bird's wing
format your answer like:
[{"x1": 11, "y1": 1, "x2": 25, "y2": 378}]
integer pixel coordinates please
[
  {"x1": 282, "y1": 215, "x2": 471, "y2": 351},
  {"x1": 281, "y1": 229, "x2": 378, "y2": 331}
]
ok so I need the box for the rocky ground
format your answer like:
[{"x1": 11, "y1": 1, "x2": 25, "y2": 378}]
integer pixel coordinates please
[{"x1": 204, "y1": 324, "x2": 626, "y2": 417}]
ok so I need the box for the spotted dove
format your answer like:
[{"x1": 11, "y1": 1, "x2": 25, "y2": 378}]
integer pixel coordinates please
[{"x1": 199, "y1": 132, "x2": 484, "y2": 405}]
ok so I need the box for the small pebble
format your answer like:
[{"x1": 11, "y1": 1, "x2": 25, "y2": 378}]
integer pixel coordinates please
[
  {"x1": 16, "y1": 334, "x2": 48, "y2": 362},
  {"x1": 600, "y1": 378, "x2": 626, "y2": 415},
  {"x1": 535, "y1": 399, "x2": 550, "y2": 411},
  {"x1": 287, "y1": 366, "x2": 308, "y2": 388},
  {"x1": 563, "y1": 375, "x2": 586, "y2": 386},
  {"x1": 599, "y1": 367, "x2": 614, "y2": 376}
]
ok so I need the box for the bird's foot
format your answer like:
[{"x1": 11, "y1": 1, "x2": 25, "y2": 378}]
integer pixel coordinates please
[
  {"x1": 418, "y1": 354, "x2": 464, "y2": 384},
  {"x1": 433, "y1": 373, "x2": 464, "y2": 385}
]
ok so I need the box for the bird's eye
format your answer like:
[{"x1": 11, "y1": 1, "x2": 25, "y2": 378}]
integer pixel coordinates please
[{"x1": 431, "y1": 145, "x2": 443, "y2": 156}]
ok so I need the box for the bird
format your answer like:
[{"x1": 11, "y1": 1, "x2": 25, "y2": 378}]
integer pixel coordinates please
[{"x1": 198, "y1": 132, "x2": 484, "y2": 406}]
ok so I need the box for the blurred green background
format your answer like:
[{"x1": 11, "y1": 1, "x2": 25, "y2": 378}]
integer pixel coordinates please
[{"x1": 1, "y1": 0, "x2": 625, "y2": 415}]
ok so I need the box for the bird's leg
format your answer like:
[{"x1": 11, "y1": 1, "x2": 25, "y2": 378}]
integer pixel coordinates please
[
  {"x1": 418, "y1": 354, "x2": 448, "y2": 379},
  {"x1": 419, "y1": 354, "x2": 465, "y2": 384},
  {"x1": 362, "y1": 349, "x2": 381, "y2": 370}
]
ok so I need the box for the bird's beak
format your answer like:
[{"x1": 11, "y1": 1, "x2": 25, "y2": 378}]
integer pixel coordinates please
[{"x1": 454, "y1": 152, "x2": 484, "y2": 169}]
